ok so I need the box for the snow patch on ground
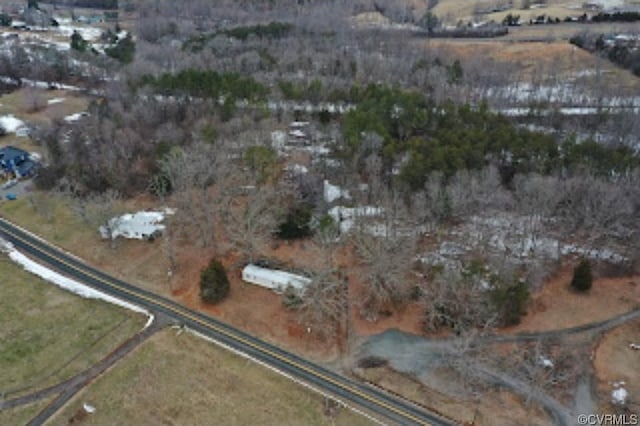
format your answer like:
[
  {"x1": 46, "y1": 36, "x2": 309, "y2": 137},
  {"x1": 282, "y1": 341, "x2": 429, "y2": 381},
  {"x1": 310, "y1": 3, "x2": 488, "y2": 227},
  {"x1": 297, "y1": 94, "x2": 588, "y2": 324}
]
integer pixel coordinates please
[
  {"x1": 56, "y1": 25, "x2": 103, "y2": 42},
  {"x1": 323, "y1": 180, "x2": 350, "y2": 203},
  {"x1": 611, "y1": 382, "x2": 628, "y2": 405},
  {"x1": 596, "y1": 0, "x2": 625, "y2": 9},
  {"x1": 64, "y1": 112, "x2": 89, "y2": 122},
  {"x1": 419, "y1": 213, "x2": 626, "y2": 271},
  {"x1": 47, "y1": 97, "x2": 66, "y2": 105},
  {"x1": 539, "y1": 356, "x2": 554, "y2": 368},
  {"x1": 0, "y1": 238, "x2": 149, "y2": 316},
  {"x1": 0, "y1": 115, "x2": 27, "y2": 133},
  {"x1": 285, "y1": 164, "x2": 308, "y2": 175}
]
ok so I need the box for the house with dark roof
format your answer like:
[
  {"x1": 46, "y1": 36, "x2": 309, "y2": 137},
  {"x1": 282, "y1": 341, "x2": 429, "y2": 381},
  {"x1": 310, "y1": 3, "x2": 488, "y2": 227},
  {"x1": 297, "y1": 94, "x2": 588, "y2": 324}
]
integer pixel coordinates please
[{"x1": 0, "y1": 146, "x2": 38, "y2": 178}]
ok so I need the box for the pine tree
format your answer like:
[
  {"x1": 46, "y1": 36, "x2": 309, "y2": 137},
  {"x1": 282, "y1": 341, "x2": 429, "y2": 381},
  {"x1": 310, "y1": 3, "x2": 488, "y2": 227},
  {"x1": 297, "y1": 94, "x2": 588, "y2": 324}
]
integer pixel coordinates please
[
  {"x1": 199, "y1": 259, "x2": 230, "y2": 304},
  {"x1": 571, "y1": 258, "x2": 593, "y2": 292},
  {"x1": 70, "y1": 30, "x2": 88, "y2": 52}
]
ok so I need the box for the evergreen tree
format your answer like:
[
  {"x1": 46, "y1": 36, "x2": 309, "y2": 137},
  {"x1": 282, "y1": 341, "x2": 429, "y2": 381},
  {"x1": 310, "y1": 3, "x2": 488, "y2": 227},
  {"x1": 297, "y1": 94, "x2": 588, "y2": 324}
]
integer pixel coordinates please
[
  {"x1": 277, "y1": 206, "x2": 312, "y2": 240},
  {"x1": 70, "y1": 30, "x2": 88, "y2": 52},
  {"x1": 571, "y1": 258, "x2": 593, "y2": 292},
  {"x1": 492, "y1": 281, "x2": 530, "y2": 326},
  {"x1": 200, "y1": 259, "x2": 230, "y2": 304},
  {"x1": 0, "y1": 13, "x2": 12, "y2": 27},
  {"x1": 105, "y1": 32, "x2": 135, "y2": 64}
]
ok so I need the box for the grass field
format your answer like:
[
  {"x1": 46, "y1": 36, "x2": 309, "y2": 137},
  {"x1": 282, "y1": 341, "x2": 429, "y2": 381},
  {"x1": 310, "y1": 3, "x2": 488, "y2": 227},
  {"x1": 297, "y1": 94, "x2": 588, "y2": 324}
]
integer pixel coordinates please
[
  {"x1": 433, "y1": 0, "x2": 640, "y2": 22},
  {"x1": 0, "y1": 257, "x2": 145, "y2": 398},
  {"x1": 0, "y1": 88, "x2": 90, "y2": 124},
  {"x1": 423, "y1": 38, "x2": 640, "y2": 90},
  {"x1": 0, "y1": 398, "x2": 54, "y2": 426},
  {"x1": 49, "y1": 328, "x2": 374, "y2": 426},
  {"x1": 1, "y1": 87, "x2": 91, "y2": 155}
]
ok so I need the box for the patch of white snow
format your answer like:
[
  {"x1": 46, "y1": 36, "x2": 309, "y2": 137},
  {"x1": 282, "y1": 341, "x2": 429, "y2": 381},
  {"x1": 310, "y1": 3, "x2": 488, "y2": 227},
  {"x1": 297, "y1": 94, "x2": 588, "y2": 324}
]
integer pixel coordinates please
[
  {"x1": 47, "y1": 97, "x2": 66, "y2": 105},
  {"x1": 611, "y1": 385, "x2": 628, "y2": 405},
  {"x1": 1, "y1": 239, "x2": 148, "y2": 316},
  {"x1": 0, "y1": 115, "x2": 27, "y2": 133}
]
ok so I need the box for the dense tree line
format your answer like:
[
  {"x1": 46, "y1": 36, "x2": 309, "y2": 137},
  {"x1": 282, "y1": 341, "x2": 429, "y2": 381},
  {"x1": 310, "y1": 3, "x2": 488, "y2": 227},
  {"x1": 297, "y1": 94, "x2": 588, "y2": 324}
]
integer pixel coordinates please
[
  {"x1": 184, "y1": 22, "x2": 294, "y2": 52},
  {"x1": 570, "y1": 32, "x2": 640, "y2": 77},
  {"x1": 140, "y1": 69, "x2": 269, "y2": 102},
  {"x1": 591, "y1": 11, "x2": 640, "y2": 23},
  {"x1": 343, "y1": 84, "x2": 639, "y2": 189},
  {"x1": 40, "y1": 0, "x2": 118, "y2": 9}
]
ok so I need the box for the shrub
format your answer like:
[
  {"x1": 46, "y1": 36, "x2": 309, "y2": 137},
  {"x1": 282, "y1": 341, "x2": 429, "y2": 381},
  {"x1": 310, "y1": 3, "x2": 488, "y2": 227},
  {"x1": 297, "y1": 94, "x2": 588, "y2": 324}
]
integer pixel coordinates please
[
  {"x1": 199, "y1": 259, "x2": 230, "y2": 304},
  {"x1": 70, "y1": 30, "x2": 89, "y2": 52},
  {"x1": 105, "y1": 33, "x2": 135, "y2": 64},
  {"x1": 571, "y1": 258, "x2": 593, "y2": 292},
  {"x1": 276, "y1": 205, "x2": 312, "y2": 240},
  {"x1": 0, "y1": 13, "x2": 12, "y2": 27},
  {"x1": 281, "y1": 285, "x2": 302, "y2": 309},
  {"x1": 357, "y1": 356, "x2": 388, "y2": 369},
  {"x1": 491, "y1": 281, "x2": 530, "y2": 327}
]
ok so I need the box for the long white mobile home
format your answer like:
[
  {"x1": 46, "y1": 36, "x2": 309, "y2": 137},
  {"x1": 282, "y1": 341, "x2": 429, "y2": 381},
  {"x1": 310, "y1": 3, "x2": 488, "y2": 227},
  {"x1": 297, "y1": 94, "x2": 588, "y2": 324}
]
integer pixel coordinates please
[{"x1": 241, "y1": 264, "x2": 311, "y2": 294}]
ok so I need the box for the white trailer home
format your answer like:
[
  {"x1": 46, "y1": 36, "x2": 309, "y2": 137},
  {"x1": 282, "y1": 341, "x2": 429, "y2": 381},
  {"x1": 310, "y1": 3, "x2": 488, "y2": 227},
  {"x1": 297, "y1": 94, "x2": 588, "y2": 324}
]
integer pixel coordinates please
[{"x1": 241, "y1": 264, "x2": 311, "y2": 294}]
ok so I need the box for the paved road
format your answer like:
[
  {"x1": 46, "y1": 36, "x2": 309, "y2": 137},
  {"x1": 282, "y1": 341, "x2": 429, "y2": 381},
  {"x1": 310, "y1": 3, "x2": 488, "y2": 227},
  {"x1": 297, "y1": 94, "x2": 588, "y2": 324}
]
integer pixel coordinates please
[{"x1": 0, "y1": 217, "x2": 455, "y2": 426}]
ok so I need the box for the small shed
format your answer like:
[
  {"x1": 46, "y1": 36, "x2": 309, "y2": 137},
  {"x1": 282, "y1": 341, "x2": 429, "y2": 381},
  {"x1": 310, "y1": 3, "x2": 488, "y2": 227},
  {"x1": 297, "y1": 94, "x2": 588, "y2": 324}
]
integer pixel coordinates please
[
  {"x1": 100, "y1": 211, "x2": 166, "y2": 240},
  {"x1": 242, "y1": 264, "x2": 311, "y2": 294}
]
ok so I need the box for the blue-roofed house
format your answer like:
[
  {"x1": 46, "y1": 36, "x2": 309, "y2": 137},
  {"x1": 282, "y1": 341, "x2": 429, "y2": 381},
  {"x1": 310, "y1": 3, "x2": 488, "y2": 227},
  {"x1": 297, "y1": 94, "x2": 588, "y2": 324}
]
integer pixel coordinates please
[{"x1": 0, "y1": 146, "x2": 38, "y2": 178}]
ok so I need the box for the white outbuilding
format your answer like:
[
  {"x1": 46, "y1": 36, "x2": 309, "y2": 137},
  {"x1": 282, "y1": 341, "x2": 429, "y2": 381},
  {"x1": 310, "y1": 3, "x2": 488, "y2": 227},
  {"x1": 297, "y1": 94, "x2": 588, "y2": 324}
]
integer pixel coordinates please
[
  {"x1": 99, "y1": 211, "x2": 168, "y2": 240},
  {"x1": 241, "y1": 264, "x2": 311, "y2": 294}
]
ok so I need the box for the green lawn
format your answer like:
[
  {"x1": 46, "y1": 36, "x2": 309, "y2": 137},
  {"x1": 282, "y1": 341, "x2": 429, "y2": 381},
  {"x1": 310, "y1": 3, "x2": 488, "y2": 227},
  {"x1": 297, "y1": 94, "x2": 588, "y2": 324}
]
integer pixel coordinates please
[{"x1": 0, "y1": 257, "x2": 145, "y2": 398}]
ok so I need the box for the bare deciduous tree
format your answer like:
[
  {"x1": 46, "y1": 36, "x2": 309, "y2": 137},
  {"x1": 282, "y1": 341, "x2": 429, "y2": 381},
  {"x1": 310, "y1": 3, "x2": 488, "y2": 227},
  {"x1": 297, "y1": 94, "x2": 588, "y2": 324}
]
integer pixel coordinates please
[
  {"x1": 220, "y1": 185, "x2": 284, "y2": 262},
  {"x1": 68, "y1": 189, "x2": 123, "y2": 246},
  {"x1": 420, "y1": 269, "x2": 497, "y2": 335},
  {"x1": 296, "y1": 268, "x2": 348, "y2": 340},
  {"x1": 159, "y1": 142, "x2": 234, "y2": 248},
  {"x1": 353, "y1": 231, "x2": 416, "y2": 320}
]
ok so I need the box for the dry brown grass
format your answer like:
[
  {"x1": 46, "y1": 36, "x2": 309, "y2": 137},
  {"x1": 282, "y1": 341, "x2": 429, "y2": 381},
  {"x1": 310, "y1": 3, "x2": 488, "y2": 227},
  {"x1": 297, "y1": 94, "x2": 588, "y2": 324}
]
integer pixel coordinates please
[
  {"x1": 420, "y1": 37, "x2": 640, "y2": 90},
  {"x1": 47, "y1": 328, "x2": 375, "y2": 426},
  {"x1": 0, "y1": 193, "x2": 172, "y2": 294},
  {"x1": 506, "y1": 268, "x2": 640, "y2": 334},
  {"x1": 594, "y1": 319, "x2": 640, "y2": 412},
  {"x1": 0, "y1": 88, "x2": 90, "y2": 125},
  {"x1": 434, "y1": 0, "x2": 639, "y2": 22},
  {"x1": 1, "y1": 87, "x2": 90, "y2": 154},
  {"x1": 357, "y1": 365, "x2": 551, "y2": 426}
]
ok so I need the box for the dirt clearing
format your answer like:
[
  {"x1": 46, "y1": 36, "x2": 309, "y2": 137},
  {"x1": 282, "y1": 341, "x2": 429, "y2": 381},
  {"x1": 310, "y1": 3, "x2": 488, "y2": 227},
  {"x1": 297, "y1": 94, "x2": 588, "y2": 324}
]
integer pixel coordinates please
[
  {"x1": 506, "y1": 267, "x2": 640, "y2": 334},
  {"x1": 593, "y1": 319, "x2": 640, "y2": 412}
]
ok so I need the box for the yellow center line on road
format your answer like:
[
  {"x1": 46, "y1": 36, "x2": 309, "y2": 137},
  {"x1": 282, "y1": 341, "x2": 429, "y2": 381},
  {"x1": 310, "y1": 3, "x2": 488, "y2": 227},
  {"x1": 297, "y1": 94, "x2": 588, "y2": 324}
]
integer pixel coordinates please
[{"x1": 0, "y1": 220, "x2": 434, "y2": 426}]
